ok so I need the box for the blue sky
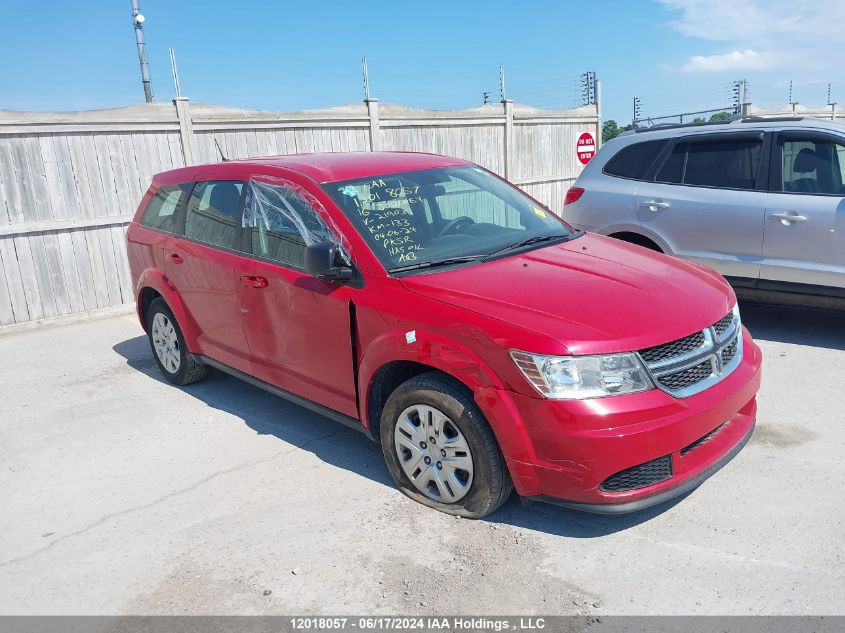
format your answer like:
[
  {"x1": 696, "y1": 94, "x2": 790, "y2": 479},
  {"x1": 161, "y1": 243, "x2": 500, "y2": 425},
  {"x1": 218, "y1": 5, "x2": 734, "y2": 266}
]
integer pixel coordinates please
[{"x1": 0, "y1": 0, "x2": 841, "y2": 123}]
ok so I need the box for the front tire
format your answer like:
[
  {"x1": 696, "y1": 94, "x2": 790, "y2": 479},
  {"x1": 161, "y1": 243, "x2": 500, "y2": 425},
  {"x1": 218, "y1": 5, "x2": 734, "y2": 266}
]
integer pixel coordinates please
[
  {"x1": 146, "y1": 297, "x2": 208, "y2": 386},
  {"x1": 380, "y1": 372, "x2": 512, "y2": 518}
]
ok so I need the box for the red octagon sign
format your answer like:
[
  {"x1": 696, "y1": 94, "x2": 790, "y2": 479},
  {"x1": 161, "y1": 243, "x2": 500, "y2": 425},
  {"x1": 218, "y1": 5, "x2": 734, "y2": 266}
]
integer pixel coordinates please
[{"x1": 576, "y1": 132, "x2": 596, "y2": 164}]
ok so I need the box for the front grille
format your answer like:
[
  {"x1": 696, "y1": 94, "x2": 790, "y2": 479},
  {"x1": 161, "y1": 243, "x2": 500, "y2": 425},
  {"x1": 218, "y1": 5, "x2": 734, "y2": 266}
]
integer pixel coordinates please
[
  {"x1": 600, "y1": 455, "x2": 673, "y2": 492},
  {"x1": 638, "y1": 310, "x2": 741, "y2": 398},
  {"x1": 721, "y1": 337, "x2": 738, "y2": 365},
  {"x1": 656, "y1": 359, "x2": 714, "y2": 391},
  {"x1": 681, "y1": 422, "x2": 726, "y2": 456},
  {"x1": 713, "y1": 313, "x2": 735, "y2": 338},
  {"x1": 639, "y1": 331, "x2": 705, "y2": 364}
]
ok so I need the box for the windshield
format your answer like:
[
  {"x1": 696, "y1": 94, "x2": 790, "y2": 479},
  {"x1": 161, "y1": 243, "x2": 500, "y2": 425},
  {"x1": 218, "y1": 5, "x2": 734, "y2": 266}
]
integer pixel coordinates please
[{"x1": 322, "y1": 166, "x2": 578, "y2": 272}]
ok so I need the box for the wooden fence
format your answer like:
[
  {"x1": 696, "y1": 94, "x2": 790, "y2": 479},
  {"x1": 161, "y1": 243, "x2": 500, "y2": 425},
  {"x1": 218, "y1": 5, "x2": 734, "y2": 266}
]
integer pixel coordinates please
[{"x1": 0, "y1": 99, "x2": 598, "y2": 328}]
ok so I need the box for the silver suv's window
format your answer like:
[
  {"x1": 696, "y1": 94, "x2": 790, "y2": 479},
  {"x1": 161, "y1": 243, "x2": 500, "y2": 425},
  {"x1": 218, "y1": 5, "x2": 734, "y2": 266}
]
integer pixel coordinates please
[
  {"x1": 781, "y1": 138, "x2": 845, "y2": 195},
  {"x1": 603, "y1": 140, "x2": 668, "y2": 180},
  {"x1": 656, "y1": 137, "x2": 762, "y2": 190}
]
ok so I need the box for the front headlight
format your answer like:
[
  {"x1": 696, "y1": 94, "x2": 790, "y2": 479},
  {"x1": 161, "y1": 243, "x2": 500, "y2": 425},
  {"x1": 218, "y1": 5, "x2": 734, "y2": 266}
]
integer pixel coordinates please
[{"x1": 510, "y1": 350, "x2": 653, "y2": 400}]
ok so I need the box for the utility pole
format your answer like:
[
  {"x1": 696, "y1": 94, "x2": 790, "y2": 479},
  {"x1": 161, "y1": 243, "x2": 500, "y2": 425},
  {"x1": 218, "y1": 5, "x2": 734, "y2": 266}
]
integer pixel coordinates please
[
  {"x1": 741, "y1": 79, "x2": 750, "y2": 116},
  {"x1": 362, "y1": 56, "x2": 371, "y2": 102},
  {"x1": 482, "y1": 91, "x2": 491, "y2": 105},
  {"x1": 633, "y1": 97, "x2": 642, "y2": 128},
  {"x1": 169, "y1": 48, "x2": 181, "y2": 98},
  {"x1": 131, "y1": 0, "x2": 153, "y2": 103},
  {"x1": 595, "y1": 78, "x2": 602, "y2": 150},
  {"x1": 499, "y1": 64, "x2": 507, "y2": 102}
]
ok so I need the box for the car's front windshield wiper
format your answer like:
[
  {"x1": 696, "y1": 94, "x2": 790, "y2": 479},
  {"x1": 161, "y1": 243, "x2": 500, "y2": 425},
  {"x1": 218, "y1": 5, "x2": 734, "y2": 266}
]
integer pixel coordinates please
[
  {"x1": 483, "y1": 233, "x2": 571, "y2": 261},
  {"x1": 389, "y1": 254, "x2": 487, "y2": 274}
]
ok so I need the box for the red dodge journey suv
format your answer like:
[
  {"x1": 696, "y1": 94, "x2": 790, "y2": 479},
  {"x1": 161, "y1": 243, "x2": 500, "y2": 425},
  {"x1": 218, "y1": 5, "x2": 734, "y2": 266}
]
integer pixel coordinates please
[{"x1": 126, "y1": 151, "x2": 762, "y2": 518}]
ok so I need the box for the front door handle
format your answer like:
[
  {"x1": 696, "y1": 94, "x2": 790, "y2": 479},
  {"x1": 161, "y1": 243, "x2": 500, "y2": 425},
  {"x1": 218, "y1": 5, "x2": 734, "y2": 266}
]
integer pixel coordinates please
[
  {"x1": 240, "y1": 275, "x2": 268, "y2": 288},
  {"x1": 771, "y1": 212, "x2": 807, "y2": 224},
  {"x1": 640, "y1": 200, "x2": 670, "y2": 210},
  {"x1": 168, "y1": 253, "x2": 184, "y2": 264}
]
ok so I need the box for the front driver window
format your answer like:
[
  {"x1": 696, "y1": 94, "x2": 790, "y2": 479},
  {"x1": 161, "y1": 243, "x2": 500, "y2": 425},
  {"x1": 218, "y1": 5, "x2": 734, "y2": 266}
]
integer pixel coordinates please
[
  {"x1": 243, "y1": 180, "x2": 342, "y2": 269},
  {"x1": 782, "y1": 138, "x2": 845, "y2": 195}
]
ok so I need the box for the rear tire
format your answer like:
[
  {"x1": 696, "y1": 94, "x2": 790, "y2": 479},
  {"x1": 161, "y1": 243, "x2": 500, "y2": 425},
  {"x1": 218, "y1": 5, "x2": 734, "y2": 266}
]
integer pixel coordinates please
[
  {"x1": 380, "y1": 372, "x2": 512, "y2": 518},
  {"x1": 146, "y1": 297, "x2": 208, "y2": 386}
]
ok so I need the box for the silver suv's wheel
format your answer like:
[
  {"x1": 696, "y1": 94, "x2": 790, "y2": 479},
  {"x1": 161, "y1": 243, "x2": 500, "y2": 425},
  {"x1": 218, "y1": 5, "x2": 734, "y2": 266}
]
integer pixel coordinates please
[
  {"x1": 393, "y1": 404, "x2": 474, "y2": 503},
  {"x1": 380, "y1": 372, "x2": 513, "y2": 518}
]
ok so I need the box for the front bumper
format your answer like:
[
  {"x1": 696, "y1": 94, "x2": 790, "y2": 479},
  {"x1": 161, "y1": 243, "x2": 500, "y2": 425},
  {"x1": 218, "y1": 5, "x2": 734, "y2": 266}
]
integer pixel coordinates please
[
  {"x1": 531, "y1": 419, "x2": 755, "y2": 514},
  {"x1": 475, "y1": 327, "x2": 762, "y2": 513}
]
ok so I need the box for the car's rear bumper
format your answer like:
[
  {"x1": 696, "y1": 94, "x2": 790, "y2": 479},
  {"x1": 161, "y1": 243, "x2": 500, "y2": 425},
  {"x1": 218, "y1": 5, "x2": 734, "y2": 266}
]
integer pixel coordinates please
[{"x1": 475, "y1": 328, "x2": 762, "y2": 512}]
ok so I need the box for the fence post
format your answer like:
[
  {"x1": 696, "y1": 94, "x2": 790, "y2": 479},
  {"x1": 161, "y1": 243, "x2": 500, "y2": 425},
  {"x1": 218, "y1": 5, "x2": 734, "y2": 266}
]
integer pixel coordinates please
[
  {"x1": 173, "y1": 97, "x2": 196, "y2": 166},
  {"x1": 366, "y1": 98, "x2": 381, "y2": 151},
  {"x1": 502, "y1": 99, "x2": 513, "y2": 179}
]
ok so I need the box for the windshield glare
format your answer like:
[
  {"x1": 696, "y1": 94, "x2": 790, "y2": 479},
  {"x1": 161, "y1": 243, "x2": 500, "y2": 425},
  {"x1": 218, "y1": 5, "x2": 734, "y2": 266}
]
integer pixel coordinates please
[{"x1": 323, "y1": 166, "x2": 574, "y2": 272}]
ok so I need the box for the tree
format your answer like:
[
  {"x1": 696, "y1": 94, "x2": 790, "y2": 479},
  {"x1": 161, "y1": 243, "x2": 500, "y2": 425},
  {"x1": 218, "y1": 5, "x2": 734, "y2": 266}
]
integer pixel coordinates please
[
  {"x1": 708, "y1": 111, "x2": 732, "y2": 122},
  {"x1": 692, "y1": 117, "x2": 706, "y2": 124},
  {"x1": 602, "y1": 120, "x2": 635, "y2": 142},
  {"x1": 602, "y1": 119, "x2": 620, "y2": 142}
]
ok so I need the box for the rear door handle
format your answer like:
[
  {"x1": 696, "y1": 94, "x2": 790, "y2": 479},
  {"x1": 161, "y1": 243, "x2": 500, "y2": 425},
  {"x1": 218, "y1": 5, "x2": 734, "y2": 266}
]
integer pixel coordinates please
[
  {"x1": 771, "y1": 212, "x2": 807, "y2": 224},
  {"x1": 240, "y1": 275, "x2": 268, "y2": 288},
  {"x1": 168, "y1": 253, "x2": 184, "y2": 264},
  {"x1": 640, "y1": 200, "x2": 670, "y2": 210}
]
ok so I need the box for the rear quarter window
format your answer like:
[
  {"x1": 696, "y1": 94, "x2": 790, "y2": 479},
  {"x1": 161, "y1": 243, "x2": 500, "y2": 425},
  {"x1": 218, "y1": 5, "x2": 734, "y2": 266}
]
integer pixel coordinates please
[
  {"x1": 603, "y1": 140, "x2": 668, "y2": 180},
  {"x1": 140, "y1": 185, "x2": 185, "y2": 232}
]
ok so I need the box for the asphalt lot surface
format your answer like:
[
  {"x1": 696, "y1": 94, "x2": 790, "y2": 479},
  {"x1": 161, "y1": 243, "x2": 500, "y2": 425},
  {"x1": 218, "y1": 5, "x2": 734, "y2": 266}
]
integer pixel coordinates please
[{"x1": 0, "y1": 302, "x2": 843, "y2": 615}]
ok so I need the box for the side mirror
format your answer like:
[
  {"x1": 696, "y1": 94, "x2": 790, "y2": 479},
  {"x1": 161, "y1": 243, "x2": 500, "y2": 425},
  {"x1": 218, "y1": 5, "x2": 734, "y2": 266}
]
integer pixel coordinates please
[{"x1": 304, "y1": 241, "x2": 353, "y2": 282}]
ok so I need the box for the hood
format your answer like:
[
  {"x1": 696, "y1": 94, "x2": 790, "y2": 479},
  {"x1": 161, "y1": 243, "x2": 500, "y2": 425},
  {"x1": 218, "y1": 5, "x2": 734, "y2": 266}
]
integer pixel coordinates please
[{"x1": 399, "y1": 233, "x2": 734, "y2": 355}]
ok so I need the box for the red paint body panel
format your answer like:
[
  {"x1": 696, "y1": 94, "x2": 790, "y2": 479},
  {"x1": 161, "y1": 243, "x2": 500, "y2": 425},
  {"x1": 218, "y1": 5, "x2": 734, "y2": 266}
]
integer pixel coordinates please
[
  {"x1": 240, "y1": 257, "x2": 359, "y2": 418},
  {"x1": 400, "y1": 233, "x2": 733, "y2": 356},
  {"x1": 126, "y1": 152, "x2": 763, "y2": 510}
]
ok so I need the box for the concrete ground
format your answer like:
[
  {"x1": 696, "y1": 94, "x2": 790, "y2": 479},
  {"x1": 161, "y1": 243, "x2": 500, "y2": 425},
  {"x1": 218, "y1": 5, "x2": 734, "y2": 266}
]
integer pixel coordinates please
[{"x1": 0, "y1": 302, "x2": 843, "y2": 615}]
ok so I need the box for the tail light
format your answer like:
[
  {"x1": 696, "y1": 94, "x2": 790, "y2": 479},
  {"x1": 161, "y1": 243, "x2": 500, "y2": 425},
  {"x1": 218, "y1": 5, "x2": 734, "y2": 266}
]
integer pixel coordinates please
[{"x1": 564, "y1": 187, "x2": 585, "y2": 206}]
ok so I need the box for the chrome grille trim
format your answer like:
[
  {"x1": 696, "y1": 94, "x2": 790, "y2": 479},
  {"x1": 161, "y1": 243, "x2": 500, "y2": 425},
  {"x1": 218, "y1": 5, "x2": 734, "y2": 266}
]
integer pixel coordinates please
[
  {"x1": 637, "y1": 310, "x2": 742, "y2": 398},
  {"x1": 641, "y1": 328, "x2": 713, "y2": 371}
]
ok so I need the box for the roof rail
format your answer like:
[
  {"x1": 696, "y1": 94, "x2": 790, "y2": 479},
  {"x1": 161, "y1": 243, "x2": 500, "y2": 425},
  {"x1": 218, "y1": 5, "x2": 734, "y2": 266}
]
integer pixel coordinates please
[
  {"x1": 630, "y1": 114, "x2": 805, "y2": 134},
  {"x1": 737, "y1": 115, "x2": 804, "y2": 123},
  {"x1": 631, "y1": 118, "x2": 737, "y2": 133}
]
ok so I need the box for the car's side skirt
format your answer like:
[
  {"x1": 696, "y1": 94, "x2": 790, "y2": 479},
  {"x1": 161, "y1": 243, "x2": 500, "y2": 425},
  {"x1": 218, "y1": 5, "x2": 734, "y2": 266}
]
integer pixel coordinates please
[{"x1": 196, "y1": 355, "x2": 376, "y2": 442}]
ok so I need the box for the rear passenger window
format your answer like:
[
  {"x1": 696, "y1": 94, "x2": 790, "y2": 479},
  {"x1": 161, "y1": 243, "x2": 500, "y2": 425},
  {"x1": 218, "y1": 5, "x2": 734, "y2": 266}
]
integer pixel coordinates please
[
  {"x1": 184, "y1": 181, "x2": 245, "y2": 249},
  {"x1": 603, "y1": 140, "x2": 667, "y2": 180},
  {"x1": 656, "y1": 137, "x2": 762, "y2": 190},
  {"x1": 655, "y1": 145, "x2": 685, "y2": 184},
  {"x1": 684, "y1": 139, "x2": 761, "y2": 189},
  {"x1": 140, "y1": 185, "x2": 184, "y2": 232},
  {"x1": 243, "y1": 181, "x2": 336, "y2": 268}
]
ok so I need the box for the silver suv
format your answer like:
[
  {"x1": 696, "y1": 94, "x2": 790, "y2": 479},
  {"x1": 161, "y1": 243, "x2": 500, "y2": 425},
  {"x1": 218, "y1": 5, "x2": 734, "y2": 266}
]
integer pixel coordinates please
[{"x1": 564, "y1": 117, "x2": 845, "y2": 307}]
